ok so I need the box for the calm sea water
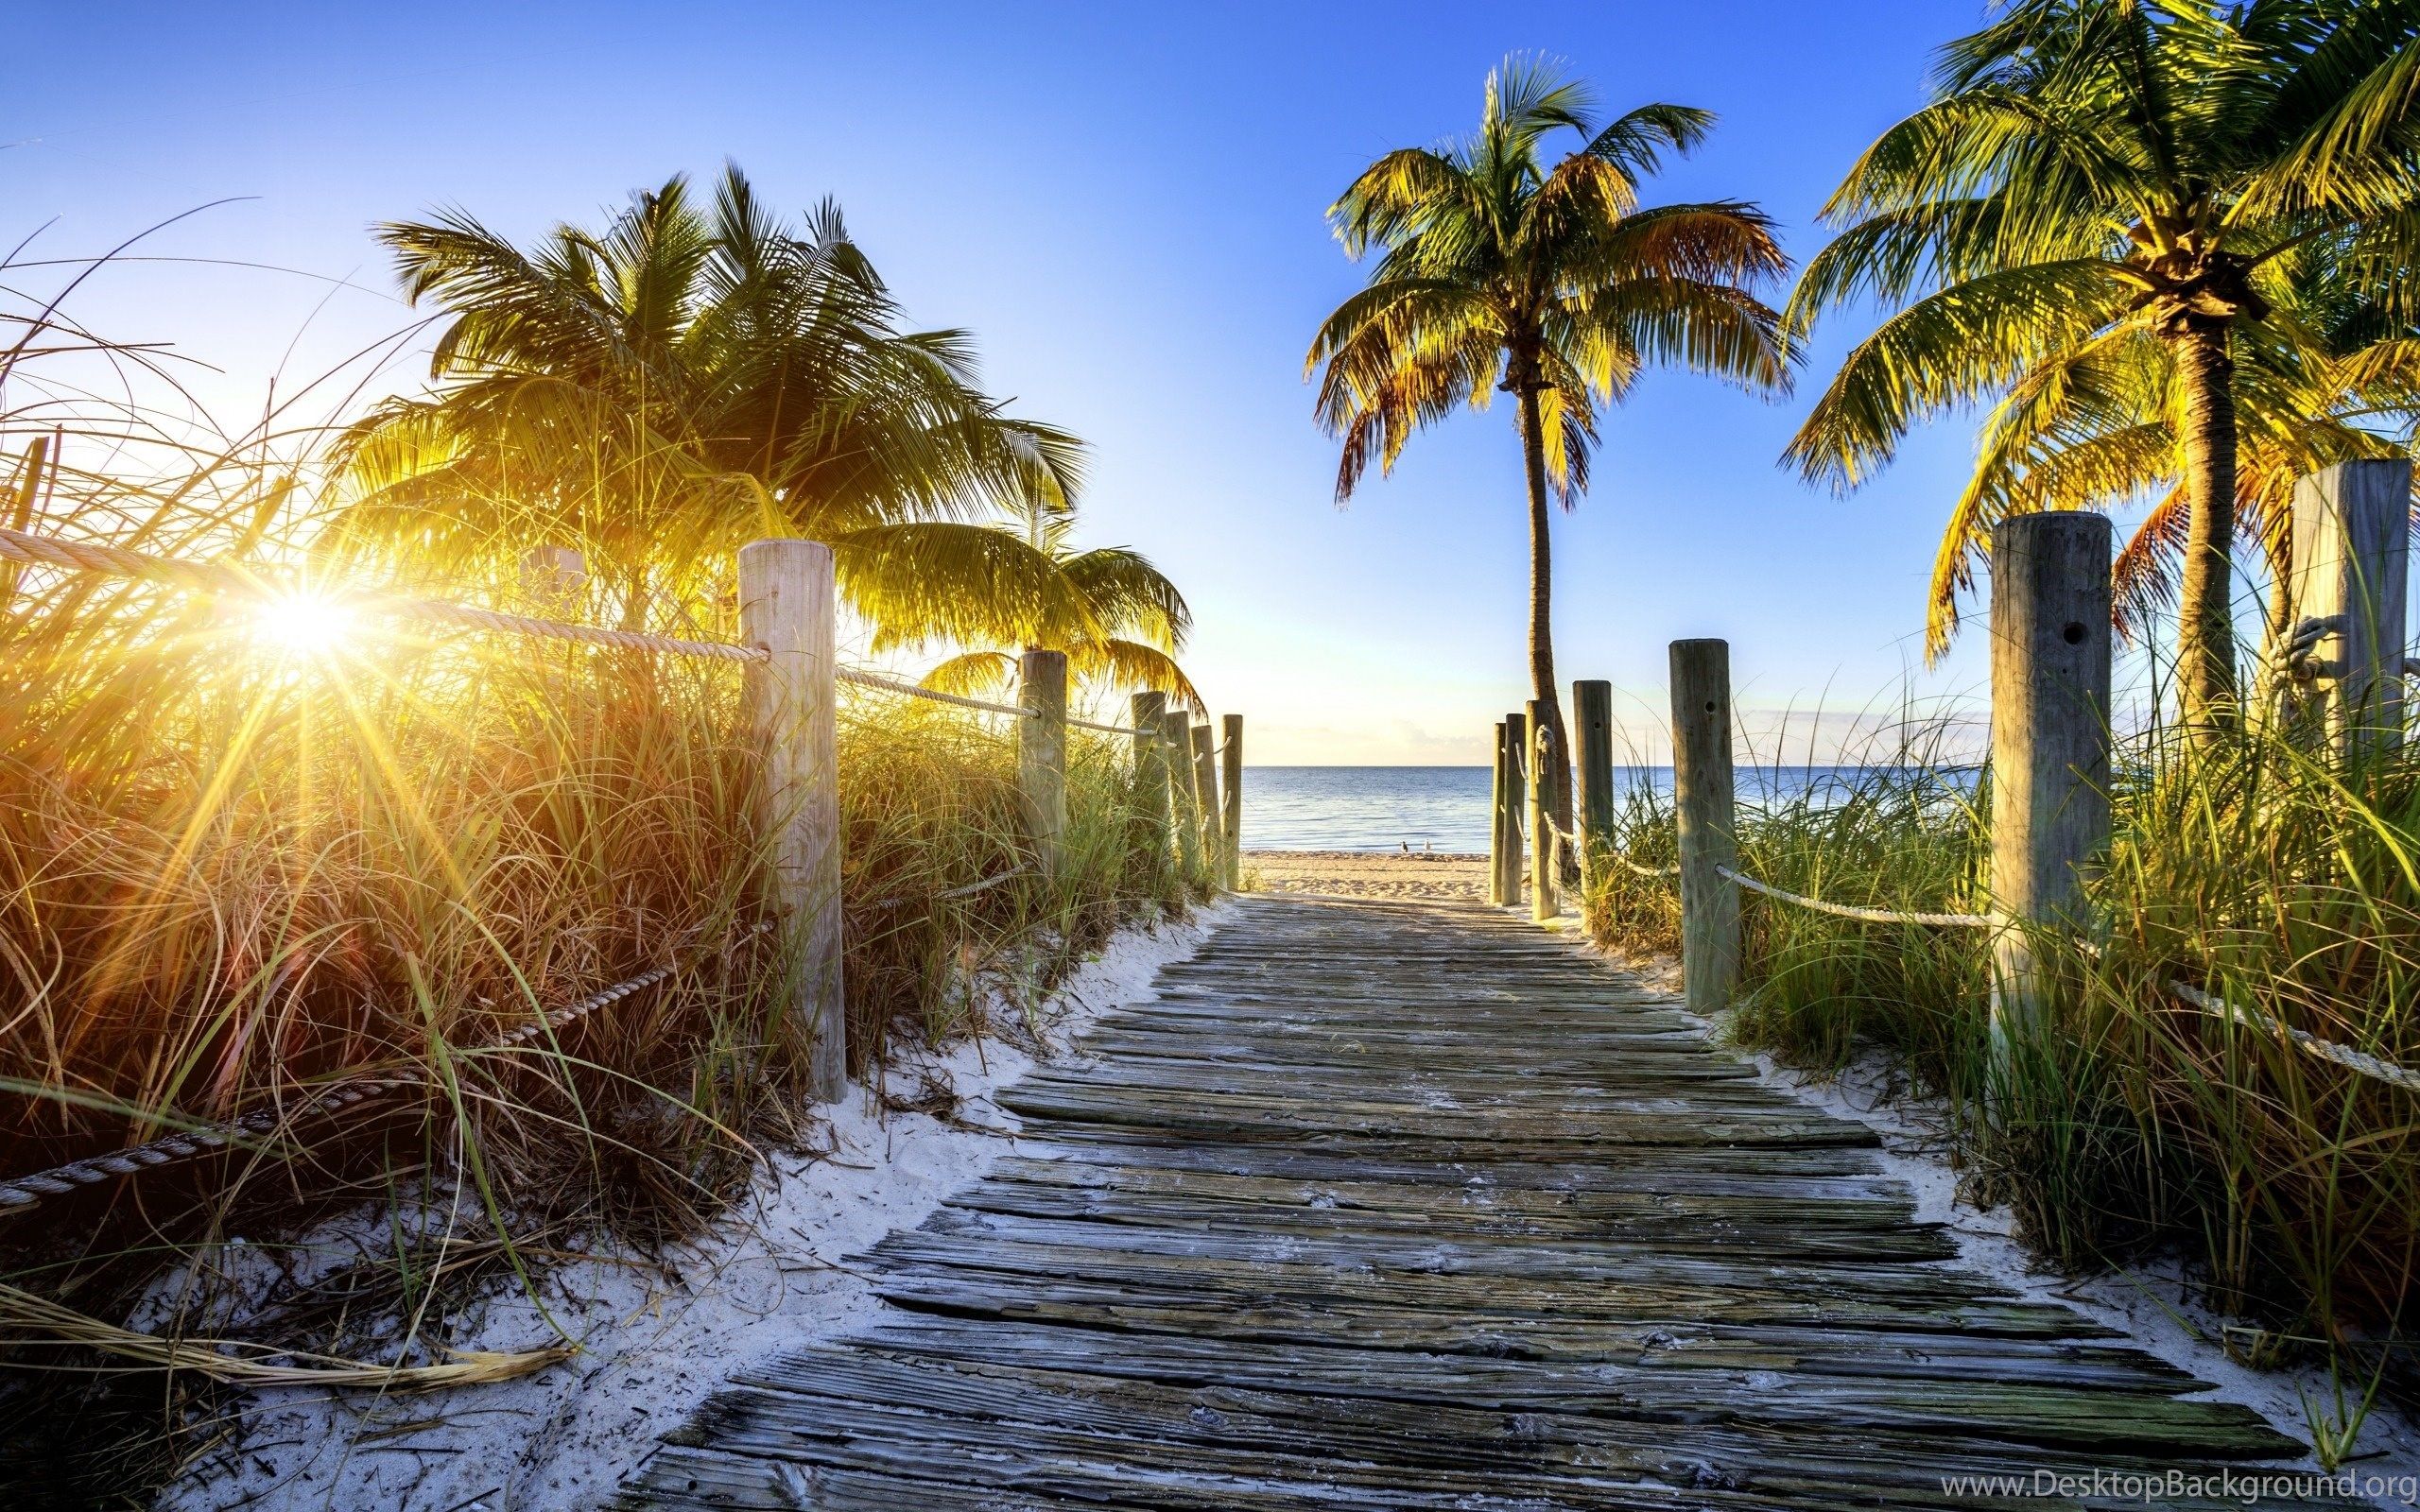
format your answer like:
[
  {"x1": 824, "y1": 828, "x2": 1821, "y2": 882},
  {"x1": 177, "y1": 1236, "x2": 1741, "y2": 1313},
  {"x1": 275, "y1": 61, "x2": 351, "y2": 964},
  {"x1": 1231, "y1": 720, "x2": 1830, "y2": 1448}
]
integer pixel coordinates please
[{"x1": 1237, "y1": 766, "x2": 1946, "y2": 852}]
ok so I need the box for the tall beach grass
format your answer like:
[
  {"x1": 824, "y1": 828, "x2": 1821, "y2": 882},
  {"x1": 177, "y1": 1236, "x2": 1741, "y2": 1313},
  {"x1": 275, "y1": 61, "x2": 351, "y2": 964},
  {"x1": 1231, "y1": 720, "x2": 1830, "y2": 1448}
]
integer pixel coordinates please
[
  {"x1": 0, "y1": 267, "x2": 1208, "y2": 1505},
  {"x1": 1583, "y1": 705, "x2": 2420, "y2": 1377}
]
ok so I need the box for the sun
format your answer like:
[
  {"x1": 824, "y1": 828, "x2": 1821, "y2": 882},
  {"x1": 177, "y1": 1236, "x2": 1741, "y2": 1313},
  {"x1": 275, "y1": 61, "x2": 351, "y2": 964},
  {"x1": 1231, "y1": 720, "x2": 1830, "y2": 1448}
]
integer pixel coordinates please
[{"x1": 249, "y1": 593, "x2": 356, "y2": 658}]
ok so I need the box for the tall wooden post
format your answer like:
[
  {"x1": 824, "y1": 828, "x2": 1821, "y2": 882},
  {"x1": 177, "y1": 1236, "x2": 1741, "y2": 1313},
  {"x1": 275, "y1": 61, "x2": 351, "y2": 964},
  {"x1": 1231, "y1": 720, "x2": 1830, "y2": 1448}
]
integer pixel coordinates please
[
  {"x1": 2290, "y1": 458, "x2": 2411, "y2": 760},
  {"x1": 1527, "y1": 698, "x2": 1558, "y2": 924},
  {"x1": 1497, "y1": 713, "x2": 1528, "y2": 907},
  {"x1": 1189, "y1": 723, "x2": 1220, "y2": 881},
  {"x1": 1131, "y1": 691, "x2": 1171, "y2": 860},
  {"x1": 1670, "y1": 640, "x2": 1739, "y2": 1015},
  {"x1": 1017, "y1": 649, "x2": 1068, "y2": 878},
  {"x1": 739, "y1": 540, "x2": 845, "y2": 1102},
  {"x1": 1219, "y1": 713, "x2": 1244, "y2": 890},
  {"x1": 1162, "y1": 709, "x2": 1202, "y2": 880},
  {"x1": 1487, "y1": 721, "x2": 1512, "y2": 906},
  {"x1": 1988, "y1": 513, "x2": 2113, "y2": 1057},
  {"x1": 1573, "y1": 679, "x2": 1615, "y2": 890}
]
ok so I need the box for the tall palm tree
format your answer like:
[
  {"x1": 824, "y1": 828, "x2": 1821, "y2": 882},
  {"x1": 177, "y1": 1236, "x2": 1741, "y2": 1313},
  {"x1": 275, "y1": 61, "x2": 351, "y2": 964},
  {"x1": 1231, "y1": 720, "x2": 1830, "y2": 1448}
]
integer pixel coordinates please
[
  {"x1": 1785, "y1": 0, "x2": 2420, "y2": 734},
  {"x1": 1923, "y1": 255, "x2": 2415, "y2": 659},
  {"x1": 335, "y1": 166, "x2": 1097, "y2": 649},
  {"x1": 1306, "y1": 58, "x2": 1789, "y2": 833},
  {"x1": 908, "y1": 485, "x2": 1201, "y2": 709}
]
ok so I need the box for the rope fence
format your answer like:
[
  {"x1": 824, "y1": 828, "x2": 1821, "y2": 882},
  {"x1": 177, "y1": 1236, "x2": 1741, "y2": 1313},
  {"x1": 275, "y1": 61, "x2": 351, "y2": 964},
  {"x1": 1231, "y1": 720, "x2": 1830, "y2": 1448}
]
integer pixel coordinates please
[
  {"x1": 1070, "y1": 712, "x2": 1156, "y2": 737},
  {"x1": 836, "y1": 665, "x2": 1028, "y2": 718},
  {"x1": 0, "y1": 920, "x2": 771, "y2": 1217},
  {"x1": 1604, "y1": 850, "x2": 2420, "y2": 1097},
  {"x1": 2161, "y1": 977, "x2": 2420, "y2": 1095},
  {"x1": 1714, "y1": 865, "x2": 1991, "y2": 929},
  {"x1": 0, "y1": 527, "x2": 1240, "y2": 1213},
  {"x1": 832, "y1": 664, "x2": 1161, "y2": 738},
  {"x1": 872, "y1": 864, "x2": 1037, "y2": 912}
]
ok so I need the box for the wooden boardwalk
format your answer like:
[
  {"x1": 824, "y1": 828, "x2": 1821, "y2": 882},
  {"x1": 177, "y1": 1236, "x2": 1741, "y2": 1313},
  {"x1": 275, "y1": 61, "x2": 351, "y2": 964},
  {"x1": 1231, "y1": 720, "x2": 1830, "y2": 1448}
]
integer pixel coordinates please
[{"x1": 620, "y1": 895, "x2": 2350, "y2": 1510}]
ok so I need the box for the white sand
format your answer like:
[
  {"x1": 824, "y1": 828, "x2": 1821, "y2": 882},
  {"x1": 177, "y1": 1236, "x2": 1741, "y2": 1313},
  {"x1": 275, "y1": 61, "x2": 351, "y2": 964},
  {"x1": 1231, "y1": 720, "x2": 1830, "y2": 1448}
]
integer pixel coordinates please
[
  {"x1": 1244, "y1": 849, "x2": 1487, "y2": 901},
  {"x1": 159, "y1": 902, "x2": 1229, "y2": 1512}
]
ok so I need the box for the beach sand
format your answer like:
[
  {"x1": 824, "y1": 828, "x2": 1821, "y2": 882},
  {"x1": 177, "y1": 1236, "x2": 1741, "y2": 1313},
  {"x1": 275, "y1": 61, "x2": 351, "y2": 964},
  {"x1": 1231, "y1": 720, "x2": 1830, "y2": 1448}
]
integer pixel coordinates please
[{"x1": 1243, "y1": 849, "x2": 1488, "y2": 902}]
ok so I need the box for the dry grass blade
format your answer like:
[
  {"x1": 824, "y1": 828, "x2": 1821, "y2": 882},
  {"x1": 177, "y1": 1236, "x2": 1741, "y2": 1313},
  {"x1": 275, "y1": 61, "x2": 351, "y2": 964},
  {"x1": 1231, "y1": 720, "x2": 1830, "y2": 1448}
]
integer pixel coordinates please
[{"x1": 0, "y1": 1283, "x2": 568, "y2": 1389}]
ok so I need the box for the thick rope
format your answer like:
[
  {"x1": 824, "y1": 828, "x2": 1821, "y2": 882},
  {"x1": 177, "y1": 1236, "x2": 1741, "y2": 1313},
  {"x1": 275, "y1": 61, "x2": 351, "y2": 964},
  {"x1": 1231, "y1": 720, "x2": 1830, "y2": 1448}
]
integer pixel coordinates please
[
  {"x1": 0, "y1": 921, "x2": 770, "y2": 1216},
  {"x1": 836, "y1": 666, "x2": 1028, "y2": 718},
  {"x1": 872, "y1": 864, "x2": 1035, "y2": 911},
  {"x1": 834, "y1": 666, "x2": 1156, "y2": 735},
  {"x1": 1716, "y1": 870, "x2": 2420, "y2": 1094},
  {"x1": 0, "y1": 1077, "x2": 418, "y2": 1211},
  {"x1": 935, "y1": 867, "x2": 1032, "y2": 901},
  {"x1": 1519, "y1": 814, "x2": 1675, "y2": 879},
  {"x1": 1715, "y1": 864, "x2": 1992, "y2": 928},
  {"x1": 2163, "y1": 977, "x2": 2420, "y2": 1095},
  {"x1": 1068, "y1": 713, "x2": 1154, "y2": 737},
  {"x1": 0, "y1": 526, "x2": 766, "y2": 663}
]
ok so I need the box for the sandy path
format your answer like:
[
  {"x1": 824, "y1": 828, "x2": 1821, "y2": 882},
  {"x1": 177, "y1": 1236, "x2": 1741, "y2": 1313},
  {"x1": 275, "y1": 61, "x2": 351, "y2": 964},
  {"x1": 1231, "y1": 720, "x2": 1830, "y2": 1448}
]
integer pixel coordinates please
[{"x1": 1242, "y1": 849, "x2": 1488, "y2": 902}]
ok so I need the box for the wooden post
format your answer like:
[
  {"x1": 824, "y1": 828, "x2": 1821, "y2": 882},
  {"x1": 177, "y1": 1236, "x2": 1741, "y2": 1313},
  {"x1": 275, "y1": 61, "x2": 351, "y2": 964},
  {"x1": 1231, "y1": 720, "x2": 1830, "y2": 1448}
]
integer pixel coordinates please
[
  {"x1": 1670, "y1": 640, "x2": 1739, "y2": 1015},
  {"x1": 1162, "y1": 709, "x2": 1202, "y2": 880},
  {"x1": 1987, "y1": 513, "x2": 2113, "y2": 1057},
  {"x1": 1497, "y1": 713, "x2": 1528, "y2": 907},
  {"x1": 1573, "y1": 679, "x2": 1615, "y2": 891},
  {"x1": 1018, "y1": 649, "x2": 1068, "y2": 878},
  {"x1": 1527, "y1": 698, "x2": 1558, "y2": 924},
  {"x1": 1189, "y1": 723, "x2": 1220, "y2": 881},
  {"x1": 1220, "y1": 713, "x2": 1244, "y2": 890},
  {"x1": 1130, "y1": 691, "x2": 1171, "y2": 861},
  {"x1": 2290, "y1": 458, "x2": 2411, "y2": 759},
  {"x1": 738, "y1": 540, "x2": 845, "y2": 1102},
  {"x1": 1487, "y1": 721, "x2": 1512, "y2": 906}
]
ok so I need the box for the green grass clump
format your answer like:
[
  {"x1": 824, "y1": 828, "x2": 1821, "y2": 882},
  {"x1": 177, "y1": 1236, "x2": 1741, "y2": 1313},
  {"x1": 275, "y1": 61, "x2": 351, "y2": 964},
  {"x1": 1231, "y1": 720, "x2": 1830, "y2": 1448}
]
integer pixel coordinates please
[
  {"x1": 0, "y1": 512, "x2": 1199, "y2": 1505},
  {"x1": 1582, "y1": 713, "x2": 2420, "y2": 1361},
  {"x1": 0, "y1": 233, "x2": 1211, "y2": 1507}
]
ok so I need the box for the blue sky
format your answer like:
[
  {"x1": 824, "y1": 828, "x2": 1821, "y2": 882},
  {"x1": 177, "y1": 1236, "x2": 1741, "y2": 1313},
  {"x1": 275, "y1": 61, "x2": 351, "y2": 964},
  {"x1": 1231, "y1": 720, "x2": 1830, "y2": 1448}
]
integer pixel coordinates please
[{"x1": 10, "y1": 0, "x2": 2031, "y2": 762}]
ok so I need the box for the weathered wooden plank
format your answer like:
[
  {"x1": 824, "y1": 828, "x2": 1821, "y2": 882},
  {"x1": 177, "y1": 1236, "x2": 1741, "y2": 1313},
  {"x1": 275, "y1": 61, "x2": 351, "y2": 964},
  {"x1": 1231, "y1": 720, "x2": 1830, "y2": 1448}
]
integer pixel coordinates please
[
  {"x1": 836, "y1": 1317, "x2": 2293, "y2": 1457},
  {"x1": 931, "y1": 1182, "x2": 1959, "y2": 1261},
  {"x1": 864, "y1": 1229, "x2": 2100, "y2": 1337},
  {"x1": 664, "y1": 1349, "x2": 2345, "y2": 1509},
  {"x1": 618, "y1": 893, "x2": 2342, "y2": 1510}
]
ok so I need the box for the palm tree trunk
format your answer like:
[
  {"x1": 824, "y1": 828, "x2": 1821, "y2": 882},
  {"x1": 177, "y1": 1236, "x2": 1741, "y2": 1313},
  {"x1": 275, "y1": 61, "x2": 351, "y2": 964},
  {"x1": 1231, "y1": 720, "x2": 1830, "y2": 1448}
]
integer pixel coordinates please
[
  {"x1": 2171, "y1": 321, "x2": 2238, "y2": 738},
  {"x1": 1515, "y1": 385, "x2": 1574, "y2": 854},
  {"x1": 2264, "y1": 547, "x2": 2293, "y2": 654}
]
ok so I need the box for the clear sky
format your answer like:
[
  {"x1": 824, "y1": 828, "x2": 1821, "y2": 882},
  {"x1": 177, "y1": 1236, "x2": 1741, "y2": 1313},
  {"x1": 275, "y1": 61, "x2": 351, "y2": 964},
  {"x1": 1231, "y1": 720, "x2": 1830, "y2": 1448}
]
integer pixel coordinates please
[{"x1": 9, "y1": 0, "x2": 2031, "y2": 763}]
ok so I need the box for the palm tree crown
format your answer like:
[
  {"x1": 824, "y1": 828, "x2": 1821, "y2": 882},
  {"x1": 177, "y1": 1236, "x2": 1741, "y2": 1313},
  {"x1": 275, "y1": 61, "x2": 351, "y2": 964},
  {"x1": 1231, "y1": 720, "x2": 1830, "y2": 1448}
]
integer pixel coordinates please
[
  {"x1": 911, "y1": 491, "x2": 1201, "y2": 710},
  {"x1": 1785, "y1": 0, "x2": 2420, "y2": 729},
  {"x1": 1945, "y1": 256, "x2": 2413, "y2": 657},
  {"x1": 1306, "y1": 57, "x2": 1789, "y2": 829},
  {"x1": 336, "y1": 165, "x2": 1109, "y2": 654}
]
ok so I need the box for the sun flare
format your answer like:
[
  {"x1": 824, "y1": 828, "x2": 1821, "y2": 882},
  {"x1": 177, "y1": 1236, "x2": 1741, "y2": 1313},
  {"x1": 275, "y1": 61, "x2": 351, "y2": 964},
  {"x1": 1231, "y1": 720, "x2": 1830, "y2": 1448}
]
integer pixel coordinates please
[{"x1": 249, "y1": 593, "x2": 356, "y2": 657}]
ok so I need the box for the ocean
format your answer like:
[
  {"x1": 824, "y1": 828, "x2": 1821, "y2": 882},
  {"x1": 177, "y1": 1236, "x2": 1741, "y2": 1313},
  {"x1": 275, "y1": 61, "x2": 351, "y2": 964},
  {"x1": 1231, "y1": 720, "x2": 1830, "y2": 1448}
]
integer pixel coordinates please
[{"x1": 1236, "y1": 766, "x2": 1946, "y2": 852}]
